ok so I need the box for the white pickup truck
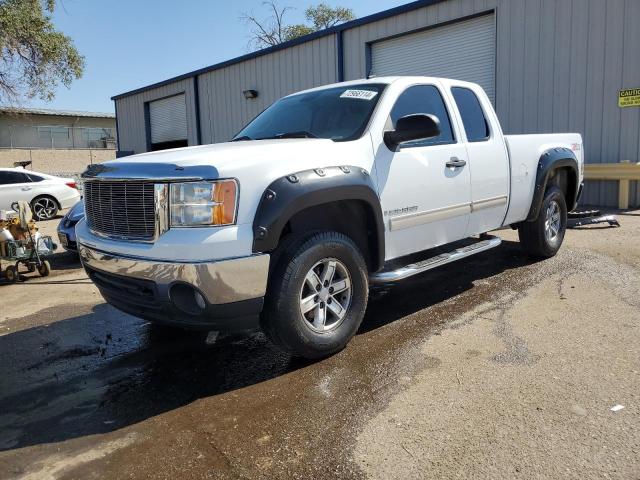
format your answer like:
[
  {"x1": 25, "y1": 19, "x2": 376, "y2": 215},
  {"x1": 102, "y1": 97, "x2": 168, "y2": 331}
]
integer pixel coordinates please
[{"x1": 78, "y1": 77, "x2": 583, "y2": 358}]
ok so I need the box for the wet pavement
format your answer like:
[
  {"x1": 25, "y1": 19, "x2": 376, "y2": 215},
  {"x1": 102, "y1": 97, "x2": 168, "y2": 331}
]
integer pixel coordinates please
[{"x1": 0, "y1": 212, "x2": 638, "y2": 479}]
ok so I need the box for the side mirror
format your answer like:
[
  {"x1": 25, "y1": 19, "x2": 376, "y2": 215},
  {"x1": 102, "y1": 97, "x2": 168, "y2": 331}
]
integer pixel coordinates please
[{"x1": 383, "y1": 114, "x2": 441, "y2": 150}]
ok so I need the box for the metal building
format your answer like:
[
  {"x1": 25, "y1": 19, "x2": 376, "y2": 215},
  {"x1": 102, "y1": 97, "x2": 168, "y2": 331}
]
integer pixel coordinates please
[{"x1": 112, "y1": 0, "x2": 640, "y2": 207}]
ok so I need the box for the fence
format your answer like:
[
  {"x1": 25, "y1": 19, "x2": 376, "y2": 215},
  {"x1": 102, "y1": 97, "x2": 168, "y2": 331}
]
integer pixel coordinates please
[
  {"x1": 584, "y1": 160, "x2": 640, "y2": 209},
  {"x1": 0, "y1": 125, "x2": 116, "y2": 150}
]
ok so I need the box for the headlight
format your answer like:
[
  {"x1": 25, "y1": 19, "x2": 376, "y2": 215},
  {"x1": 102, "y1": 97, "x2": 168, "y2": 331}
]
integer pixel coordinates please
[{"x1": 170, "y1": 180, "x2": 238, "y2": 227}]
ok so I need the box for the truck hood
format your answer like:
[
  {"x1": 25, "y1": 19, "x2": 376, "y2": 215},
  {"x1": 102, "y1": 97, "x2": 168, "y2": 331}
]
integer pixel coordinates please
[
  {"x1": 92, "y1": 137, "x2": 374, "y2": 225},
  {"x1": 107, "y1": 139, "x2": 362, "y2": 176}
]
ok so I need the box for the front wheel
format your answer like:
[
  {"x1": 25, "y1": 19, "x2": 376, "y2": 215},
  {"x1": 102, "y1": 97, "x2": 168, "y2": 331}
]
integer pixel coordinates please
[
  {"x1": 37, "y1": 260, "x2": 51, "y2": 277},
  {"x1": 262, "y1": 231, "x2": 369, "y2": 359},
  {"x1": 518, "y1": 186, "x2": 567, "y2": 258},
  {"x1": 4, "y1": 265, "x2": 18, "y2": 283}
]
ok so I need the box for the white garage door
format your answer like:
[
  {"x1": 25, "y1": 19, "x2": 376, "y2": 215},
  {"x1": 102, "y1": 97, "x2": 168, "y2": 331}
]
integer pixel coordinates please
[
  {"x1": 149, "y1": 94, "x2": 188, "y2": 144},
  {"x1": 371, "y1": 14, "x2": 496, "y2": 102}
]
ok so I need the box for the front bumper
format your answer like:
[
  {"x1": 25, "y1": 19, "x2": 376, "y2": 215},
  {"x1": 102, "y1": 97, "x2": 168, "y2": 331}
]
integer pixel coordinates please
[{"x1": 79, "y1": 244, "x2": 270, "y2": 330}]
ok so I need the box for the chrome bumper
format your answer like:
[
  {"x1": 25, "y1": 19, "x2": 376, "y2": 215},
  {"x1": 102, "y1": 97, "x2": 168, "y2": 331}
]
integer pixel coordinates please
[{"x1": 78, "y1": 244, "x2": 270, "y2": 305}]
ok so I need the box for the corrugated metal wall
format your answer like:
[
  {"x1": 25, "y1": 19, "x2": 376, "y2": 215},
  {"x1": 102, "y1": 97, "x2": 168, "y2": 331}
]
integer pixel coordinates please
[
  {"x1": 197, "y1": 35, "x2": 337, "y2": 144},
  {"x1": 342, "y1": 0, "x2": 640, "y2": 207},
  {"x1": 115, "y1": 0, "x2": 640, "y2": 206},
  {"x1": 115, "y1": 79, "x2": 198, "y2": 154}
]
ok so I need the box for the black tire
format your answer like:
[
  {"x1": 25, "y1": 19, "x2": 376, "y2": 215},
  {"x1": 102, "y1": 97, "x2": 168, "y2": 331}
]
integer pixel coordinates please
[
  {"x1": 31, "y1": 196, "x2": 59, "y2": 221},
  {"x1": 5, "y1": 265, "x2": 18, "y2": 283},
  {"x1": 518, "y1": 186, "x2": 567, "y2": 258},
  {"x1": 262, "y1": 231, "x2": 369, "y2": 359},
  {"x1": 37, "y1": 260, "x2": 51, "y2": 277}
]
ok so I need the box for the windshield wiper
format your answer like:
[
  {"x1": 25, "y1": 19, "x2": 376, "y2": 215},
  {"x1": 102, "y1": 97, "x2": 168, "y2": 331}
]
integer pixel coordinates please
[
  {"x1": 262, "y1": 130, "x2": 318, "y2": 140},
  {"x1": 231, "y1": 135, "x2": 252, "y2": 141}
]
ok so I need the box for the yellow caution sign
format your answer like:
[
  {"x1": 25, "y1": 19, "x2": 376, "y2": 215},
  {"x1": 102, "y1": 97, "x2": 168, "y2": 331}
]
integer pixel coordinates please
[{"x1": 619, "y1": 88, "x2": 640, "y2": 108}]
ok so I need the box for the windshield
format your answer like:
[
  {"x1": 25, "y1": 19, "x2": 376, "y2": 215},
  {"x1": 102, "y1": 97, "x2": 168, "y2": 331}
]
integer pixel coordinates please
[{"x1": 233, "y1": 84, "x2": 386, "y2": 142}]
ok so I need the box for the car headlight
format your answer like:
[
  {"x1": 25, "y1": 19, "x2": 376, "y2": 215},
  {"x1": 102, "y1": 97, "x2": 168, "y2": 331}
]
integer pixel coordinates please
[{"x1": 169, "y1": 180, "x2": 238, "y2": 227}]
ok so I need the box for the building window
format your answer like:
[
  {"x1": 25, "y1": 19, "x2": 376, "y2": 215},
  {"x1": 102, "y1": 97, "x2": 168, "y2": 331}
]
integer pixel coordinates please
[
  {"x1": 85, "y1": 128, "x2": 113, "y2": 148},
  {"x1": 5, "y1": 125, "x2": 116, "y2": 149}
]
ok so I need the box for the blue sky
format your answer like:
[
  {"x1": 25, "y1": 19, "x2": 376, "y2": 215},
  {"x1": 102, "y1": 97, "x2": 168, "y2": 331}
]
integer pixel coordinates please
[{"x1": 28, "y1": 0, "x2": 406, "y2": 113}]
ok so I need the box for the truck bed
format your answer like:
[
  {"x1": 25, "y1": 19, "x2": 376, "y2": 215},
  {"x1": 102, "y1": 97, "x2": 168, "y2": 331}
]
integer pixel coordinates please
[{"x1": 503, "y1": 133, "x2": 583, "y2": 225}]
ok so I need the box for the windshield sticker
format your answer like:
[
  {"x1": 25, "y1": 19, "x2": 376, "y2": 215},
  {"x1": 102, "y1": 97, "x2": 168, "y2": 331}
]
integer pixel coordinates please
[{"x1": 340, "y1": 89, "x2": 378, "y2": 101}]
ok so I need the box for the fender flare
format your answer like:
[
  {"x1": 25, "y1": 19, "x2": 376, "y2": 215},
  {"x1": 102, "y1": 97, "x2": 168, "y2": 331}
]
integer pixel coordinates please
[
  {"x1": 526, "y1": 147, "x2": 579, "y2": 221},
  {"x1": 252, "y1": 165, "x2": 385, "y2": 271}
]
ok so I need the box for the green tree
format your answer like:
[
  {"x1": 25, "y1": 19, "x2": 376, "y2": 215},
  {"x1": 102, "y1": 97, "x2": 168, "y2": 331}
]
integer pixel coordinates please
[
  {"x1": 0, "y1": 0, "x2": 84, "y2": 105},
  {"x1": 304, "y1": 3, "x2": 354, "y2": 30},
  {"x1": 242, "y1": 1, "x2": 355, "y2": 50}
]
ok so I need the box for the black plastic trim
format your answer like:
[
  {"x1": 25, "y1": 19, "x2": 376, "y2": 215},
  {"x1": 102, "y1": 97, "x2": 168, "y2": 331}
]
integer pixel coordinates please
[
  {"x1": 252, "y1": 166, "x2": 385, "y2": 271},
  {"x1": 526, "y1": 148, "x2": 579, "y2": 221}
]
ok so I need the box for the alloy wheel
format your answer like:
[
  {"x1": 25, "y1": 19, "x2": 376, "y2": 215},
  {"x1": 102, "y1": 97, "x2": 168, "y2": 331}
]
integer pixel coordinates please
[
  {"x1": 544, "y1": 200, "x2": 561, "y2": 242},
  {"x1": 33, "y1": 198, "x2": 57, "y2": 220},
  {"x1": 299, "y1": 258, "x2": 352, "y2": 333}
]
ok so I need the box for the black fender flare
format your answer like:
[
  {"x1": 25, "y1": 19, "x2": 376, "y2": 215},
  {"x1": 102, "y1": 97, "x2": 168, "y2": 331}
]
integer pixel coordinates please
[
  {"x1": 526, "y1": 147, "x2": 579, "y2": 221},
  {"x1": 252, "y1": 165, "x2": 385, "y2": 271}
]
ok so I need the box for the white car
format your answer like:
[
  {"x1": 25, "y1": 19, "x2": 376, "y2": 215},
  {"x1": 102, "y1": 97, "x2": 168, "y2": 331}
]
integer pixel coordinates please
[
  {"x1": 77, "y1": 76, "x2": 584, "y2": 358},
  {"x1": 0, "y1": 168, "x2": 81, "y2": 220}
]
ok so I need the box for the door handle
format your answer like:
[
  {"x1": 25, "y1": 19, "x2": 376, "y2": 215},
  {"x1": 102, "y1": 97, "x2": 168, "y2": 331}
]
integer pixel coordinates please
[
  {"x1": 446, "y1": 157, "x2": 467, "y2": 168},
  {"x1": 21, "y1": 187, "x2": 32, "y2": 191}
]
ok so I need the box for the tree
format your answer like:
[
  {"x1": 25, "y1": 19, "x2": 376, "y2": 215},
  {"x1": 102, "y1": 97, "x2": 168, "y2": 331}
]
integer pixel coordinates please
[
  {"x1": 242, "y1": 1, "x2": 355, "y2": 50},
  {"x1": 0, "y1": 0, "x2": 84, "y2": 105},
  {"x1": 305, "y1": 3, "x2": 354, "y2": 30}
]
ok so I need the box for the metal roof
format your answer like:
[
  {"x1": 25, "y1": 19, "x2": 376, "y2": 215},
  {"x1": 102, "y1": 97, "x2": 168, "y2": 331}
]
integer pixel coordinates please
[
  {"x1": 111, "y1": 0, "x2": 446, "y2": 101},
  {"x1": 0, "y1": 107, "x2": 115, "y2": 118}
]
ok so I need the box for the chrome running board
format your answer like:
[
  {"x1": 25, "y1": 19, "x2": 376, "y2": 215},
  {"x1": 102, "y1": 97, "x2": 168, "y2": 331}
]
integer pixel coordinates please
[{"x1": 370, "y1": 235, "x2": 502, "y2": 284}]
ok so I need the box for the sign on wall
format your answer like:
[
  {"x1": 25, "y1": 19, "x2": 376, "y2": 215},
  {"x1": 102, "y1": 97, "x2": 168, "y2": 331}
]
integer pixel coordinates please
[{"x1": 619, "y1": 88, "x2": 640, "y2": 108}]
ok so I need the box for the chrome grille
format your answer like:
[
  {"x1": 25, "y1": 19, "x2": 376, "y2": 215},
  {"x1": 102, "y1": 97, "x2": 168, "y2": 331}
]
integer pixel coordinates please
[{"x1": 84, "y1": 181, "x2": 156, "y2": 240}]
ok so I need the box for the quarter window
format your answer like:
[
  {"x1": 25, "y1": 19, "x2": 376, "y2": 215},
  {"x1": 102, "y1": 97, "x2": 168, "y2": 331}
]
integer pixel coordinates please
[
  {"x1": 27, "y1": 173, "x2": 45, "y2": 182},
  {"x1": 451, "y1": 87, "x2": 490, "y2": 142},
  {"x1": 389, "y1": 85, "x2": 455, "y2": 147}
]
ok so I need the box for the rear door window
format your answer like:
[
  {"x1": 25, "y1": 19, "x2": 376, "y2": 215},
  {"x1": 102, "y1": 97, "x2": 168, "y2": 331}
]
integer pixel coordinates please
[
  {"x1": 389, "y1": 85, "x2": 455, "y2": 147},
  {"x1": 0, "y1": 171, "x2": 29, "y2": 185},
  {"x1": 451, "y1": 87, "x2": 490, "y2": 142}
]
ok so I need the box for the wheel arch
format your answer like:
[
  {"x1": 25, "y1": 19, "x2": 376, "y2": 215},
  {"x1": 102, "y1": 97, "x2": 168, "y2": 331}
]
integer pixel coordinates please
[
  {"x1": 252, "y1": 166, "x2": 385, "y2": 272},
  {"x1": 526, "y1": 147, "x2": 579, "y2": 221}
]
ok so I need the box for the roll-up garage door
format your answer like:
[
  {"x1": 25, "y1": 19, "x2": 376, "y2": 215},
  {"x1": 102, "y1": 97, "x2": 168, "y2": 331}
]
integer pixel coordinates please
[
  {"x1": 149, "y1": 94, "x2": 188, "y2": 144},
  {"x1": 370, "y1": 14, "x2": 496, "y2": 102}
]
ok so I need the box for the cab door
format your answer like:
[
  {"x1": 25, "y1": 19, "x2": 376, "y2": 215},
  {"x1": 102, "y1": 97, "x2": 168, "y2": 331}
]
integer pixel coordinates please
[
  {"x1": 373, "y1": 83, "x2": 472, "y2": 260},
  {"x1": 448, "y1": 85, "x2": 510, "y2": 234}
]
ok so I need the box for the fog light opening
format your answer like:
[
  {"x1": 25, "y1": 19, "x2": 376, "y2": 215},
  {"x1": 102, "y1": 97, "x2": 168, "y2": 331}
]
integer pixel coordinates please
[{"x1": 169, "y1": 283, "x2": 207, "y2": 316}]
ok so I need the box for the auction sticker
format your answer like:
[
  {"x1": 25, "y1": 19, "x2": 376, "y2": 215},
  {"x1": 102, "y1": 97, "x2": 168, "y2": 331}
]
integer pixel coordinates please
[{"x1": 340, "y1": 89, "x2": 378, "y2": 100}]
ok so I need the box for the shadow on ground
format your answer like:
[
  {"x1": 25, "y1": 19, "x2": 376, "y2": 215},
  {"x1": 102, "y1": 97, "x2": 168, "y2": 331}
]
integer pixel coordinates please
[{"x1": 0, "y1": 240, "x2": 534, "y2": 451}]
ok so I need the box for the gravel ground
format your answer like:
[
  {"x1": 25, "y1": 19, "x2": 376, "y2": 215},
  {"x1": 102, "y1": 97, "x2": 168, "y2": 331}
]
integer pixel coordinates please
[{"x1": 0, "y1": 210, "x2": 638, "y2": 480}]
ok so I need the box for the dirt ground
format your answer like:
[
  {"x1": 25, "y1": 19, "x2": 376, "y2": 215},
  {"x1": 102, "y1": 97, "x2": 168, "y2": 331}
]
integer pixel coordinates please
[{"x1": 0, "y1": 210, "x2": 638, "y2": 480}]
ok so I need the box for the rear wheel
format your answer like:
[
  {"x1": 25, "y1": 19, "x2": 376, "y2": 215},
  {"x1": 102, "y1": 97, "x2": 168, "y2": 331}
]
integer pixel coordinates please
[
  {"x1": 262, "y1": 231, "x2": 369, "y2": 359},
  {"x1": 518, "y1": 186, "x2": 567, "y2": 258},
  {"x1": 31, "y1": 196, "x2": 58, "y2": 221}
]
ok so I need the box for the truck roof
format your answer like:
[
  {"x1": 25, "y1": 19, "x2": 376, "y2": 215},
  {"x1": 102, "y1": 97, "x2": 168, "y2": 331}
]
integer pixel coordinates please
[{"x1": 285, "y1": 76, "x2": 477, "y2": 98}]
